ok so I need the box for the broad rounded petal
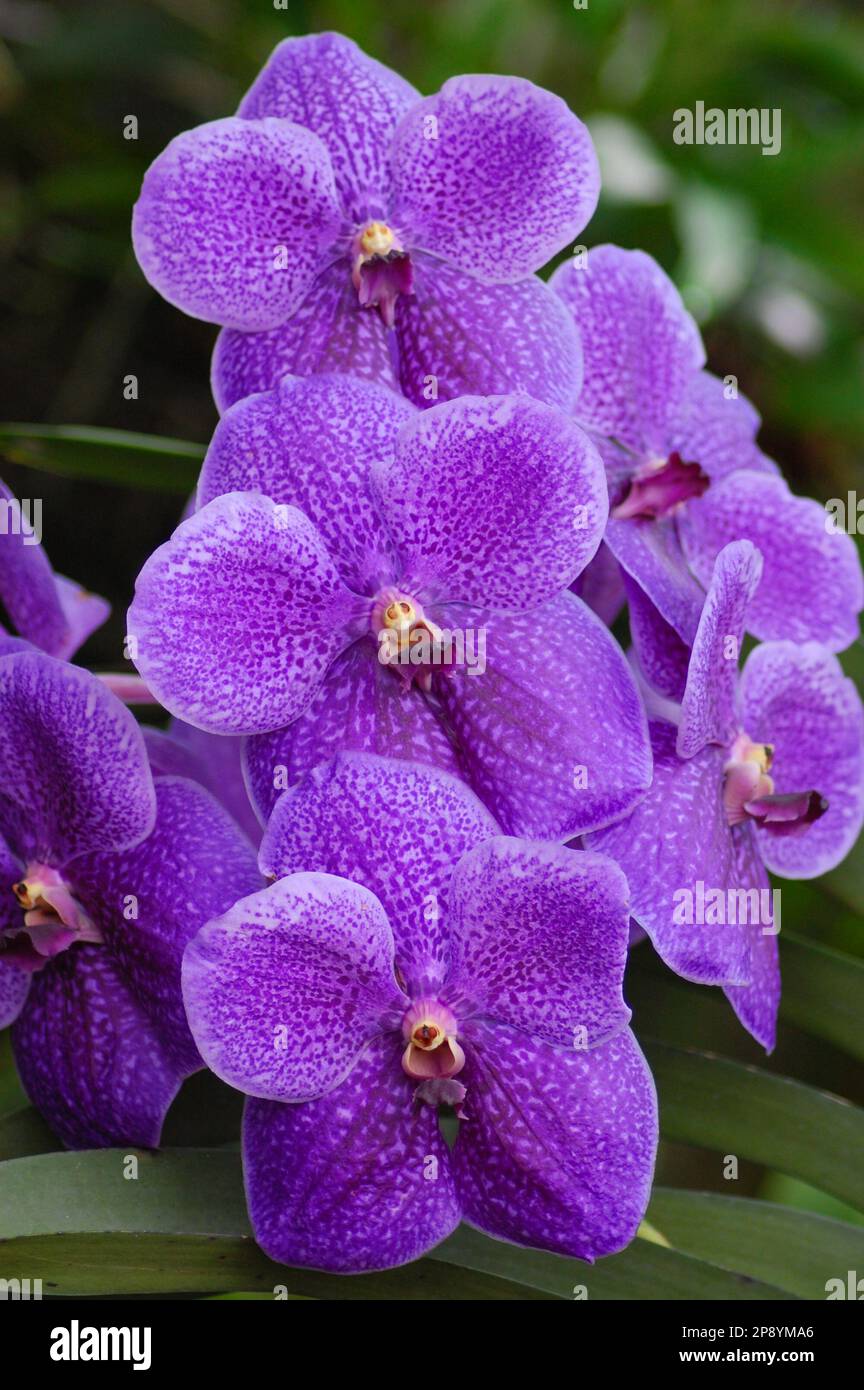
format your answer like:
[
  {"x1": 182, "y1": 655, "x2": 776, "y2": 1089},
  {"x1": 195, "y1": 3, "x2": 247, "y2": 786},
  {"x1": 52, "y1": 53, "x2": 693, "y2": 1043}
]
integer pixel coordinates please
[
  {"x1": 128, "y1": 493, "x2": 361, "y2": 735},
  {"x1": 51, "y1": 575, "x2": 110, "y2": 658},
  {"x1": 680, "y1": 471, "x2": 863, "y2": 652},
  {"x1": 0, "y1": 959, "x2": 29, "y2": 1028},
  {"x1": 625, "y1": 574, "x2": 690, "y2": 702},
  {"x1": 391, "y1": 75, "x2": 599, "y2": 281},
  {"x1": 260, "y1": 753, "x2": 499, "y2": 995},
  {"x1": 375, "y1": 395, "x2": 607, "y2": 609},
  {"x1": 243, "y1": 639, "x2": 461, "y2": 823},
  {"x1": 0, "y1": 651, "x2": 155, "y2": 867},
  {"x1": 395, "y1": 256, "x2": 582, "y2": 412},
  {"x1": 550, "y1": 244, "x2": 704, "y2": 453},
  {"x1": 71, "y1": 777, "x2": 261, "y2": 1076},
  {"x1": 132, "y1": 117, "x2": 343, "y2": 331},
  {"x1": 435, "y1": 593, "x2": 652, "y2": 840},
  {"x1": 677, "y1": 541, "x2": 763, "y2": 759},
  {"x1": 198, "y1": 373, "x2": 413, "y2": 593},
  {"x1": 605, "y1": 514, "x2": 704, "y2": 645},
  {"x1": 724, "y1": 923, "x2": 780, "y2": 1053},
  {"x1": 145, "y1": 724, "x2": 261, "y2": 845},
  {"x1": 182, "y1": 873, "x2": 404, "y2": 1103},
  {"x1": 13, "y1": 947, "x2": 189, "y2": 1148},
  {"x1": 212, "y1": 262, "x2": 398, "y2": 412},
  {"x1": 454, "y1": 1021, "x2": 657, "y2": 1260},
  {"x1": 738, "y1": 642, "x2": 864, "y2": 878},
  {"x1": 448, "y1": 838, "x2": 631, "y2": 1048},
  {"x1": 238, "y1": 33, "x2": 418, "y2": 219},
  {"x1": 588, "y1": 723, "x2": 753, "y2": 986},
  {"x1": 243, "y1": 1034, "x2": 459, "y2": 1273},
  {"x1": 669, "y1": 371, "x2": 777, "y2": 482}
]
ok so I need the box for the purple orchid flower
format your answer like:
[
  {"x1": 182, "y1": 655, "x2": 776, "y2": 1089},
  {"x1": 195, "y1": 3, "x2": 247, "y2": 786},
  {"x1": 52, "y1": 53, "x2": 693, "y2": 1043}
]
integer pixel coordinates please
[
  {"x1": 131, "y1": 32, "x2": 599, "y2": 415},
  {"x1": 550, "y1": 245, "x2": 863, "y2": 684},
  {"x1": 127, "y1": 380, "x2": 653, "y2": 842},
  {"x1": 0, "y1": 649, "x2": 260, "y2": 1146},
  {"x1": 588, "y1": 541, "x2": 864, "y2": 1050},
  {"x1": 143, "y1": 721, "x2": 261, "y2": 847},
  {"x1": 0, "y1": 478, "x2": 108, "y2": 659},
  {"x1": 182, "y1": 753, "x2": 657, "y2": 1272}
]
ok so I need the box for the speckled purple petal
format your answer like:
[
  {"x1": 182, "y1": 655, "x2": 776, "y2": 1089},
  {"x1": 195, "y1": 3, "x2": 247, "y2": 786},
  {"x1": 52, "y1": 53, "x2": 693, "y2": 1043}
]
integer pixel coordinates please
[
  {"x1": 260, "y1": 753, "x2": 499, "y2": 995},
  {"x1": 625, "y1": 574, "x2": 690, "y2": 702},
  {"x1": 212, "y1": 261, "x2": 398, "y2": 411},
  {"x1": 0, "y1": 651, "x2": 155, "y2": 867},
  {"x1": 132, "y1": 117, "x2": 343, "y2": 331},
  {"x1": 183, "y1": 873, "x2": 404, "y2": 1102},
  {"x1": 680, "y1": 471, "x2": 862, "y2": 652},
  {"x1": 198, "y1": 373, "x2": 413, "y2": 593},
  {"x1": 738, "y1": 641, "x2": 864, "y2": 878},
  {"x1": 238, "y1": 33, "x2": 418, "y2": 220},
  {"x1": 550, "y1": 245, "x2": 704, "y2": 453},
  {"x1": 668, "y1": 371, "x2": 777, "y2": 482},
  {"x1": 587, "y1": 722, "x2": 752, "y2": 987},
  {"x1": 454, "y1": 1020, "x2": 656, "y2": 1260},
  {"x1": 391, "y1": 75, "x2": 598, "y2": 281},
  {"x1": 243, "y1": 1032, "x2": 460, "y2": 1273},
  {"x1": 677, "y1": 541, "x2": 763, "y2": 760},
  {"x1": 0, "y1": 958, "x2": 28, "y2": 1028},
  {"x1": 435, "y1": 593, "x2": 652, "y2": 840},
  {"x1": 374, "y1": 395, "x2": 607, "y2": 609},
  {"x1": 144, "y1": 723, "x2": 261, "y2": 845},
  {"x1": 243, "y1": 639, "x2": 461, "y2": 823},
  {"x1": 71, "y1": 776, "x2": 261, "y2": 1076},
  {"x1": 128, "y1": 493, "x2": 362, "y2": 735},
  {"x1": 447, "y1": 838, "x2": 631, "y2": 1048},
  {"x1": 51, "y1": 575, "x2": 110, "y2": 658},
  {"x1": 395, "y1": 255, "x2": 582, "y2": 412},
  {"x1": 12, "y1": 946, "x2": 189, "y2": 1148},
  {"x1": 605, "y1": 514, "x2": 704, "y2": 645},
  {"x1": 572, "y1": 541, "x2": 625, "y2": 626},
  {"x1": 724, "y1": 914, "x2": 780, "y2": 1053}
]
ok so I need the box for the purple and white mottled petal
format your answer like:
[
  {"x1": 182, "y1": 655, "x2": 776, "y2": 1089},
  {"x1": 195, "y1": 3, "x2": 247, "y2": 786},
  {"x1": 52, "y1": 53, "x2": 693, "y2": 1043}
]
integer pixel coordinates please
[
  {"x1": 132, "y1": 117, "x2": 343, "y2": 331},
  {"x1": 434, "y1": 593, "x2": 652, "y2": 840},
  {"x1": 198, "y1": 373, "x2": 413, "y2": 593},
  {"x1": 71, "y1": 777, "x2": 261, "y2": 1075},
  {"x1": 395, "y1": 256, "x2": 582, "y2": 412},
  {"x1": 13, "y1": 947, "x2": 189, "y2": 1148},
  {"x1": 0, "y1": 959, "x2": 29, "y2": 1028},
  {"x1": 738, "y1": 642, "x2": 864, "y2": 878},
  {"x1": 183, "y1": 873, "x2": 404, "y2": 1102},
  {"x1": 447, "y1": 838, "x2": 631, "y2": 1048},
  {"x1": 391, "y1": 75, "x2": 599, "y2": 281},
  {"x1": 550, "y1": 245, "x2": 704, "y2": 453},
  {"x1": 238, "y1": 33, "x2": 419, "y2": 220},
  {"x1": 51, "y1": 575, "x2": 110, "y2": 658},
  {"x1": 668, "y1": 371, "x2": 777, "y2": 481},
  {"x1": 243, "y1": 639, "x2": 461, "y2": 823},
  {"x1": 722, "y1": 822, "x2": 783, "y2": 1045},
  {"x1": 243, "y1": 1033, "x2": 459, "y2": 1273},
  {"x1": 0, "y1": 483, "x2": 76, "y2": 656},
  {"x1": 145, "y1": 723, "x2": 261, "y2": 845},
  {"x1": 625, "y1": 574, "x2": 690, "y2": 702},
  {"x1": 212, "y1": 261, "x2": 398, "y2": 412},
  {"x1": 605, "y1": 513, "x2": 704, "y2": 645},
  {"x1": 677, "y1": 541, "x2": 763, "y2": 759},
  {"x1": 588, "y1": 722, "x2": 751, "y2": 986},
  {"x1": 0, "y1": 651, "x2": 155, "y2": 867},
  {"x1": 260, "y1": 753, "x2": 499, "y2": 995},
  {"x1": 572, "y1": 541, "x2": 625, "y2": 626},
  {"x1": 375, "y1": 395, "x2": 606, "y2": 609},
  {"x1": 128, "y1": 493, "x2": 363, "y2": 735},
  {"x1": 680, "y1": 471, "x2": 862, "y2": 651},
  {"x1": 454, "y1": 1021, "x2": 656, "y2": 1260}
]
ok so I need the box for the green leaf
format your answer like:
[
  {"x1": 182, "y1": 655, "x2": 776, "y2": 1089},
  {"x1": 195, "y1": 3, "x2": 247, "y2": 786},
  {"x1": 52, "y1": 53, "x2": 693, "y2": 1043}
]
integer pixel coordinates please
[
  {"x1": 779, "y1": 931, "x2": 864, "y2": 1062},
  {"x1": 648, "y1": 1188, "x2": 864, "y2": 1299},
  {"x1": 0, "y1": 424, "x2": 204, "y2": 493},
  {"x1": 645, "y1": 1041, "x2": 864, "y2": 1211},
  {"x1": 0, "y1": 1148, "x2": 792, "y2": 1299},
  {"x1": 0, "y1": 1106, "x2": 60, "y2": 1162},
  {"x1": 0, "y1": 1030, "x2": 25, "y2": 1119}
]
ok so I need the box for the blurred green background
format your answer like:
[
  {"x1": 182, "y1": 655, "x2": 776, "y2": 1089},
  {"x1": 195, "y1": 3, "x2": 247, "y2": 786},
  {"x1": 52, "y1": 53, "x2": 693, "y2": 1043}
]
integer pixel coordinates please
[{"x1": 0, "y1": 0, "x2": 863, "y2": 1252}]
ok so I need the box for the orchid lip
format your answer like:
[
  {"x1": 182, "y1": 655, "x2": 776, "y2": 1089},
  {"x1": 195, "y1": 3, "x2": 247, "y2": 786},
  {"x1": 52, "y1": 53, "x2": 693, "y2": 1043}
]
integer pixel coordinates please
[
  {"x1": 3, "y1": 863, "x2": 101, "y2": 972},
  {"x1": 612, "y1": 451, "x2": 710, "y2": 521},
  {"x1": 401, "y1": 998, "x2": 466, "y2": 1083},
  {"x1": 722, "y1": 732, "x2": 828, "y2": 833},
  {"x1": 350, "y1": 220, "x2": 413, "y2": 326}
]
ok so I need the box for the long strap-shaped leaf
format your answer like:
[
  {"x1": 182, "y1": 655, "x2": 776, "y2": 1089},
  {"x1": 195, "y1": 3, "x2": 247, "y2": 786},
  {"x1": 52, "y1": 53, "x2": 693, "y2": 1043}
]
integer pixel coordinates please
[
  {"x1": 0, "y1": 1148, "x2": 793, "y2": 1300},
  {"x1": 0, "y1": 423, "x2": 204, "y2": 492}
]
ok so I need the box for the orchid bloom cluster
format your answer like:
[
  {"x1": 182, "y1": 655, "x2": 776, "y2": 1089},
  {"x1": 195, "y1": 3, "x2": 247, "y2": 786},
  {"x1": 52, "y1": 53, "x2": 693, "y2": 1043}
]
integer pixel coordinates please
[{"x1": 1, "y1": 32, "x2": 862, "y2": 1276}]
